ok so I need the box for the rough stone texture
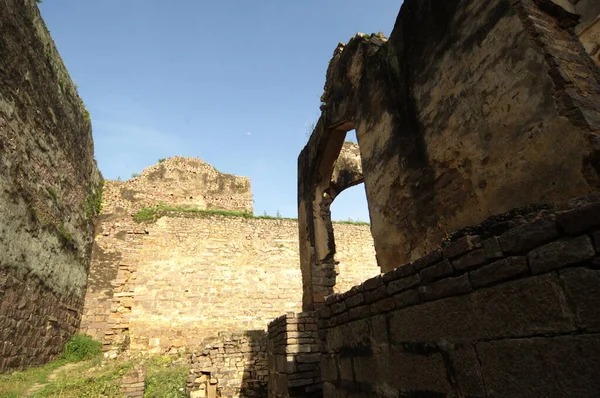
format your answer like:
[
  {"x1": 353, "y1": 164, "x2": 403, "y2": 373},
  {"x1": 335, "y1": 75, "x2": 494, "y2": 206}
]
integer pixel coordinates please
[
  {"x1": 103, "y1": 156, "x2": 253, "y2": 215},
  {"x1": 315, "y1": 195, "x2": 600, "y2": 397},
  {"x1": 0, "y1": 0, "x2": 103, "y2": 372},
  {"x1": 187, "y1": 332, "x2": 267, "y2": 398},
  {"x1": 299, "y1": 0, "x2": 600, "y2": 275},
  {"x1": 571, "y1": 0, "x2": 600, "y2": 67},
  {"x1": 80, "y1": 213, "x2": 375, "y2": 356},
  {"x1": 297, "y1": 136, "x2": 376, "y2": 311},
  {"x1": 267, "y1": 313, "x2": 321, "y2": 398},
  {"x1": 527, "y1": 235, "x2": 595, "y2": 274},
  {"x1": 120, "y1": 366, "x2": 146, "y2": 398},
  {"x1": 477, "y1": 335, "x2": 600, "y2": 398},
  {"x1": 559, "y1": 267, "x2": 600, "y2": 331}
]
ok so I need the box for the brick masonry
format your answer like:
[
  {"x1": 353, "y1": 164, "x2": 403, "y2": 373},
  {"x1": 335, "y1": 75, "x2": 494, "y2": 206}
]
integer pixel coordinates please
[
  {"x1": 0, "y1": 270, "x2": 83, "y2": 371},
  {"x1": 79, "y1": 214, "x2": 377, "y2": 353},
  {"x1": 186, "y1": 332, "x2": 267, "y2": 398},
  {"x1": 316, "y1": 195, "x2": 600, "y2": 397},
  {"x1": 0, "y1": 0, "x2": 103, "y2": 372},
  {"x1": 267, "y1": 312, "x2": 321, "y2": 398}
]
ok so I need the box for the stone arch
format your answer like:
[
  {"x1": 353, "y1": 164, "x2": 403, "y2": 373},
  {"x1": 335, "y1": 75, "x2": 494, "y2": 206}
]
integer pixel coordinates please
[{"x1": 297, "y1": 34, "x2": 387, "y2": 311}]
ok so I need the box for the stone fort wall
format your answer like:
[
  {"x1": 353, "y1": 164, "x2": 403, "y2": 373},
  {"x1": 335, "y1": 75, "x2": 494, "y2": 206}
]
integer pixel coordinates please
[
  {"x1": 78, "y1": 162, "x2": 377, "y2": 396},
  {"x1": 0, "y1": 0, "x2": 103, "y2": 372},
  {"x1": 80, "y1": 212, "x2": 377, "y2": 352}
]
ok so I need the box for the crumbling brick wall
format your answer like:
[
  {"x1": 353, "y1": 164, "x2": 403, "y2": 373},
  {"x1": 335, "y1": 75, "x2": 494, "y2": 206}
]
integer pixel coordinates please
[{"x1": 186, "y1": 332, "x2": 268, "y2": 398}]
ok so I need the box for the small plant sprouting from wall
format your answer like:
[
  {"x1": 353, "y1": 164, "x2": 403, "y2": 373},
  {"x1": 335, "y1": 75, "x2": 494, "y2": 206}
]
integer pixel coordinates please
[
  {"x1": 57, "y1": 222, "x2": 73, "y2": 242},
  {"x1": 131, "y1": 172, "x2": 140, "y2": 179},
  {"x1": 85, "y1": 179, "x2": 104, "y2": 219},
  {"x1": 158, "y1": 158, "x2": 166, "y2": 164}
]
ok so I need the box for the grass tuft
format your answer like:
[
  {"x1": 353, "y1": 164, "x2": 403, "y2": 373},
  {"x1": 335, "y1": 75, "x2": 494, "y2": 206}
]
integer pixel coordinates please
[
  {"x1": 61, "y1": 334, "x2": 102, "y2": 362},
  {"x1": 132, "y1": 204, "x2": 370, "y2": 225}
]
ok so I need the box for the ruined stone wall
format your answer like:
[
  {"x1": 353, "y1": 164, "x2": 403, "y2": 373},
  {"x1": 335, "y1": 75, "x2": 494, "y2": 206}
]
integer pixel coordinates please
[
  {"x1": 186, "y1": 332, "x2": 268, "y2": 398},
  {"x1": 267, "y1": 313, "x2": 321, "y2": 398},
  {"x1": 307, "y1": 0, "x2": 600, "y2": 274},
  {"x1": 0, "y1": 0, "x2": 103, "y2": 371},
  {"x1": 317, "y1": 195, "x2": 600, "y2": 397},
  {"x1": 104, "y1": 156, "x2": 253, "y2": 215},
  {"x1": 80, "y1": 211, "x2": 376, "y2": 350}
]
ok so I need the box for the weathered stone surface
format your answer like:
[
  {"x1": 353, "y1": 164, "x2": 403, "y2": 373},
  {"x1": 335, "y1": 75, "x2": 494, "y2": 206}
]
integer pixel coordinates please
[
  {"x1": 449, "y1": 344, "x2": 486, "y2": 397},
  {"x1": 390, "y1": 274, "x2": 576, "y2": 343},
  {"x1": 362, "y1": 275, "x2": 384, "y2": 291},
  {"x1": 370, "y1": 297, "x2": 395, "y2": 314},
  {"x1": 386, "y1": 274, "x2": 420, "y2": 295},
  {"x1": 527, "y1": 235, "x2": 595, "y2": 274},
  {"x1": 482, "y1": 237, "x2": 504, "y2": 260},
  {"x1": 560, "y1": 267, "x2": 600, "y2": 331},
  {"x1": 556, "y1": 203, "x2": 600, "y2": 235},
  {"x1": 364, "y1": 285, "x2": 389, "y2": 304},
  {"x1": 0, "y1": 0, "x2": 103, "y2": 372},
  {"x1": 443, "y1": 236, "x2": 481, "y2": 260},
  {"x1": 344, "y1": 293, "x2": 365, "y2": 309},
  {"x1": 452, "y1": 249, "x2": 489, "y2": 272},
  {"x1": 418, "y1": 274, "x2": 472, "y2": 302},
  {"x1": 411, "y1": 250, "x2": 443, "y2": 271},
  {"x1": 477, "y1": 335, "x2": 600, "y2": 398},
  {"x1": 420, "y1": 260, "x2": 454, "y2": 284},
  {"x1": 393, "y1": 290, "x2": 420, "y2": 309},
  {"x1": 470, "y1": 257, "x2": 529, "y2": 288},
  {"x1": 498, "y1": 217, "x2": 559, "y2": 255}
]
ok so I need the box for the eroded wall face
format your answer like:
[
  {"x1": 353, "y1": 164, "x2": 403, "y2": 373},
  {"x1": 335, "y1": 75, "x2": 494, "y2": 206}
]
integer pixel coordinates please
[
  {"x1": 317, "y1": 197, "x2": 600, "y2": 397},
  {"x1": 0, "y1": 0, "x2": 102, "y2": 371},
  {"x1": 353, "y1": 0, "x2": 600, "y2": 271},
  {"x1": 80, "y1": 213, "x2": 376, "y2": 349},
  {"x1": 104, "y1": 157, "x2": 253, "y2": 215}
]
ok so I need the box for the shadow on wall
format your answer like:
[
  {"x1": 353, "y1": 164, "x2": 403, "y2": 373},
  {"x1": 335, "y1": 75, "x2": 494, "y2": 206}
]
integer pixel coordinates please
[
  {"x1": 241, "y1": 330, "x2": 268, "y2": 398},
  {"x1": 186, "y1": 330, "x2": 268, "y2": 398}
]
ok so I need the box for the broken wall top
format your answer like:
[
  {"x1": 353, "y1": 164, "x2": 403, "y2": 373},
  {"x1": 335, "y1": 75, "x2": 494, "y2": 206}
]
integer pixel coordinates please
[{"x1": 102, "y1": 156, "x2": 253, "y2": 216}]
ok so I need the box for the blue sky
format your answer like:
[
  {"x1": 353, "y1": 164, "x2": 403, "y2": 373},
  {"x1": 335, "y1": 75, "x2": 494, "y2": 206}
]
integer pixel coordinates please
[{"x1": 39, "y1": 0, "x2": 401, "y2": 221}]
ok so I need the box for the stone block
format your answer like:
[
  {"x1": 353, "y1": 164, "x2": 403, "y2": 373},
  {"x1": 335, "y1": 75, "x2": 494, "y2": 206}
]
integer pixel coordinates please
[
  {"x1": 482, "y1": 236, "x2": 503, "y2": 260},
  {"x1": 365, "y1": 285, "x2": 389, "y2": 304},
  {"x1": 560, "y1": 267, "x2": 600, "y2": 332},
  {"x1": 321, "y1": 354, "x2": 338, "y2": 382},
  {"x1": 449, "y1": 344, "x2": 486, "y2": 397},
  {"x1": 344, "y1": 293, "x2": 365, "y2": 309},
  {"x1": 498, "y1": 216, "x2": 558, "y2": 255},
  {"x1": 370, "y1": 297, "x2": 395, "y2": 314},
  {"x1": 443, "y1": 236, "x2": 481, "y2": 259},
  {"x1": 362, "y1": 275, "x2": 383, "y2": 291},
  {"x1": 296, "y1": 353, "x2": 320, "y2": 363},
  {"x1": 420, "y1": 260, "x2": 454, "y2": 284},
  {"x1": 418, "y1": 274, "x2": 471, "y2": 302},
  {"x1": 452, "y1": 249, "x2": 488, "y2": 272},
  {"x1": 348, "y1": 306, "x2": 370, "y2": 321},
  {"x1": 556, "y1": 202, "x2": 600, "y2": 235},
  {"x1": 411, "y1": 249, "x2": 443, "y2": 271},
  {"x1": 387, "y1": 273, "x2": 420, "y2": 296},
  {"x1": 331, "y1": 301, "x2": 347, "y2": 315},
  {"x1": 469, "y1": 257, "x2": 529, "y2": 288},
  {"x1": 393, "y1": 289, "x2": 420, "y2": 309},
  {"x1": 528, "y1": 235, "x2": 595, "y2": 274},
  {"x1": 477, "y1": 335, "x2": 600, "y2": 398},
  {"x1": 389, "y1": 274, "x2": 576, "y2": 343},
  {"x1": 382, "y1": 263, "x2": 412, "y2": 283}
]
